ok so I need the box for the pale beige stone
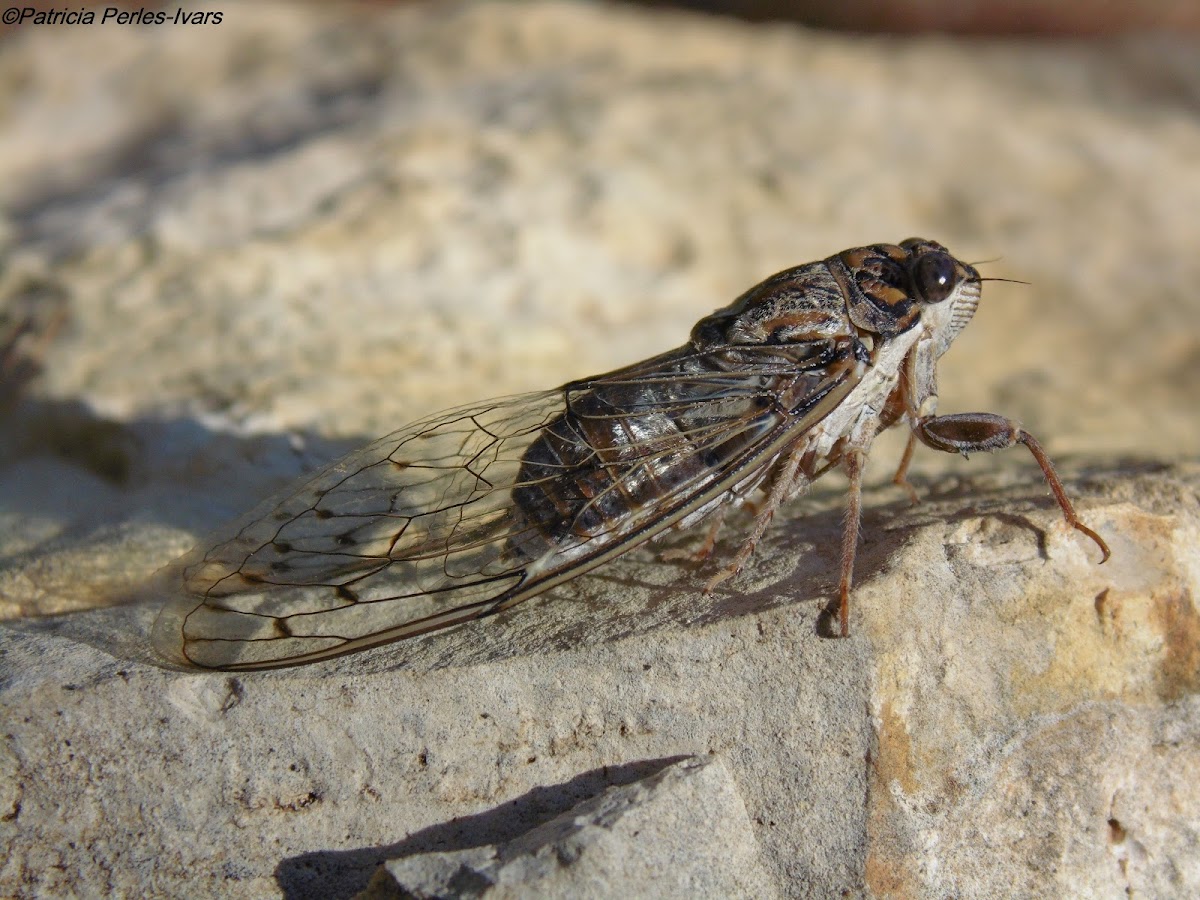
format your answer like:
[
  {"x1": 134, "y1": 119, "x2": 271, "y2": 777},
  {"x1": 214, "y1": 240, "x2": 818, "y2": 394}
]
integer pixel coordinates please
[
  {"x1": 2, "y1": 464, "x2": 1196, "y2": 898},
  {"x1": 358, "y1": 757, "x2": 777, "y2": 900},
  {"x1": 1, "y1": 2, "x2": 1197, "y2": 898}
]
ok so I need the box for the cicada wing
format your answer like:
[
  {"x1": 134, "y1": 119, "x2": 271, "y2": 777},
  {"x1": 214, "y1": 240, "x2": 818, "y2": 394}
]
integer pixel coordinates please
[
  {"x1": 153, "y1": 340, "x2": 862, "y2": 670},
  {"x1": 152, "y1": 391, "x2": 565, "y2": 670}
]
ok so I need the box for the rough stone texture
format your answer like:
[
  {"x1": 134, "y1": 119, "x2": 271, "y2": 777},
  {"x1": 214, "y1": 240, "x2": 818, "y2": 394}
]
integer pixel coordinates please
[
  {"x1": 1, "y1": 2, "x2": 1198, "y2": 898},
  {"x1": 357, "y1": 756, "x2": 777, "y2": 899},
  {"x1": 2, "y1": 463, "x2": 1197, "y2": 899}
]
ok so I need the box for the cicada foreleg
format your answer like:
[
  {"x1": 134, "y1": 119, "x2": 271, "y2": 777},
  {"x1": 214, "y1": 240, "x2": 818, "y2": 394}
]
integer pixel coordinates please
[{"x1": 912, "y1": 412, "x2": 1111, "y2": 562}]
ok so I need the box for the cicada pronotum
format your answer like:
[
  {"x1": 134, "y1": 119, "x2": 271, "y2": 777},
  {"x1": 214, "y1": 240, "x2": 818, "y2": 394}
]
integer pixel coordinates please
[{"x1": 152, "y1": 238, "x2": 1109, "y2": 670}]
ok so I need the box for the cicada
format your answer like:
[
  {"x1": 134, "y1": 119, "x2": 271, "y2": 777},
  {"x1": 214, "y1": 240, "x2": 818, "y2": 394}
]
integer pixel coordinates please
[{"x1": 152, "y1": 238, "x2": 1110, "y2": 670}]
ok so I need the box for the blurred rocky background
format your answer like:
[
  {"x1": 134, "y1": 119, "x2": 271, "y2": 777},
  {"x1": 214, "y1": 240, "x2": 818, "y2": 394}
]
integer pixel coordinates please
[{"x1": 1, "y1": 2, "x2": 1197, "y2": 898}]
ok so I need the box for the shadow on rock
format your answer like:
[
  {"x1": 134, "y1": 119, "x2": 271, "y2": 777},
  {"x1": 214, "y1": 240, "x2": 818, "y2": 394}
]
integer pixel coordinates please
[{"x1": 274, "y1": 755, "x2": 691, "y2": 900}]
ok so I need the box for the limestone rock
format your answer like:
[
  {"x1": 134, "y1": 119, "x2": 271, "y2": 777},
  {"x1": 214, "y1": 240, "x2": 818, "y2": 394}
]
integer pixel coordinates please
[
  {"x1": 357, "y1": 756, "x2": 776, "y2": 900},
  {"x1": 2, "y1": 462, "x2": 1197, "y2": 898},
  {"x1": 1, "y1": 2, "x2": 1198, "y2": 898}
]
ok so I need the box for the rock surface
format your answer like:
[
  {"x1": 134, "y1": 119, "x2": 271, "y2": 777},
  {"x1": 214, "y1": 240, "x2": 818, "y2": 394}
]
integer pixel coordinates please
[
  {"x1": 3, "y1": 462, "x2": 1197, "y2": 898},
  {"x1": 357, "y1": 756, "x2": 777, "y2": 900},
  {"x1": 1, "y1": 2, "x2": 1198, "y2": 898}
]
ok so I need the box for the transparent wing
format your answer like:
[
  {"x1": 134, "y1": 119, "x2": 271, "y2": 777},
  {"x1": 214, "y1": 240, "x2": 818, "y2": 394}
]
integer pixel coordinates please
[{"x1": 153, "y1": 340, "x2": 861, "y2": 669}]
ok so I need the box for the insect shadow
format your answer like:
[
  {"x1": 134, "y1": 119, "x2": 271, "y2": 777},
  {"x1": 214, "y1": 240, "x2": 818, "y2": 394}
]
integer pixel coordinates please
[
  {"x1": 0, "y1": 401, "x2": 359, "y2": 666},
  {"x1": 1, "y1": 399, "x2": 1101, "y2": 678},
  {"x1": 141, "y1": 473, "x2": 1080, "y2": 676},
  {"x1": 312, "y1": 489, "x2": 863, "y2": 677},
  {"x1": 0, "y1": 400, "x2": 856, "y2": 677},
  {"x1": 10, "y1": 472, "x2": 1090, "y2": 683},
  {"x1": 413, "y1": 464, "x2": 1099, "y2": 673},
  {"x1": 273, "y1": 755, "x2": 691, "y2": 900}
]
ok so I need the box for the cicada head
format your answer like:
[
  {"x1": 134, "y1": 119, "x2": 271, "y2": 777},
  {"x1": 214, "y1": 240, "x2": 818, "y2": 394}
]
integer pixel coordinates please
[
  {"x1": 839, "y1": 239, "x2": 981, "y2": 355},
  {"x1": 898, "y1": 237, "x2": 981, "y2": 356}
]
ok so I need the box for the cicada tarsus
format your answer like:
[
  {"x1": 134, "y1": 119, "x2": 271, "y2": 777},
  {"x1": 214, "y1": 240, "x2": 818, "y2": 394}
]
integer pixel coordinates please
[{"x1": 152, "y1": 238, "x2": 1110, "y2": 670}]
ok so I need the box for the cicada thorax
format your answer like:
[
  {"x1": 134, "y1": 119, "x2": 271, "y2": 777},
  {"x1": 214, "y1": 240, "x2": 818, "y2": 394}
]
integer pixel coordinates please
[
  {"x1": 834, "y1": 244, "x2": 925, "y2": 335},
  {"x1": 690, "y1": 260, "x2": 855, "y2": 351}
]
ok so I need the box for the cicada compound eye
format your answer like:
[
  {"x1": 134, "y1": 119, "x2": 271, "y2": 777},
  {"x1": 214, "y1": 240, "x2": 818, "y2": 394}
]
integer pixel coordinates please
[{"x1": 911, "y1": 251, "x2": 959, "y2": 304}]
